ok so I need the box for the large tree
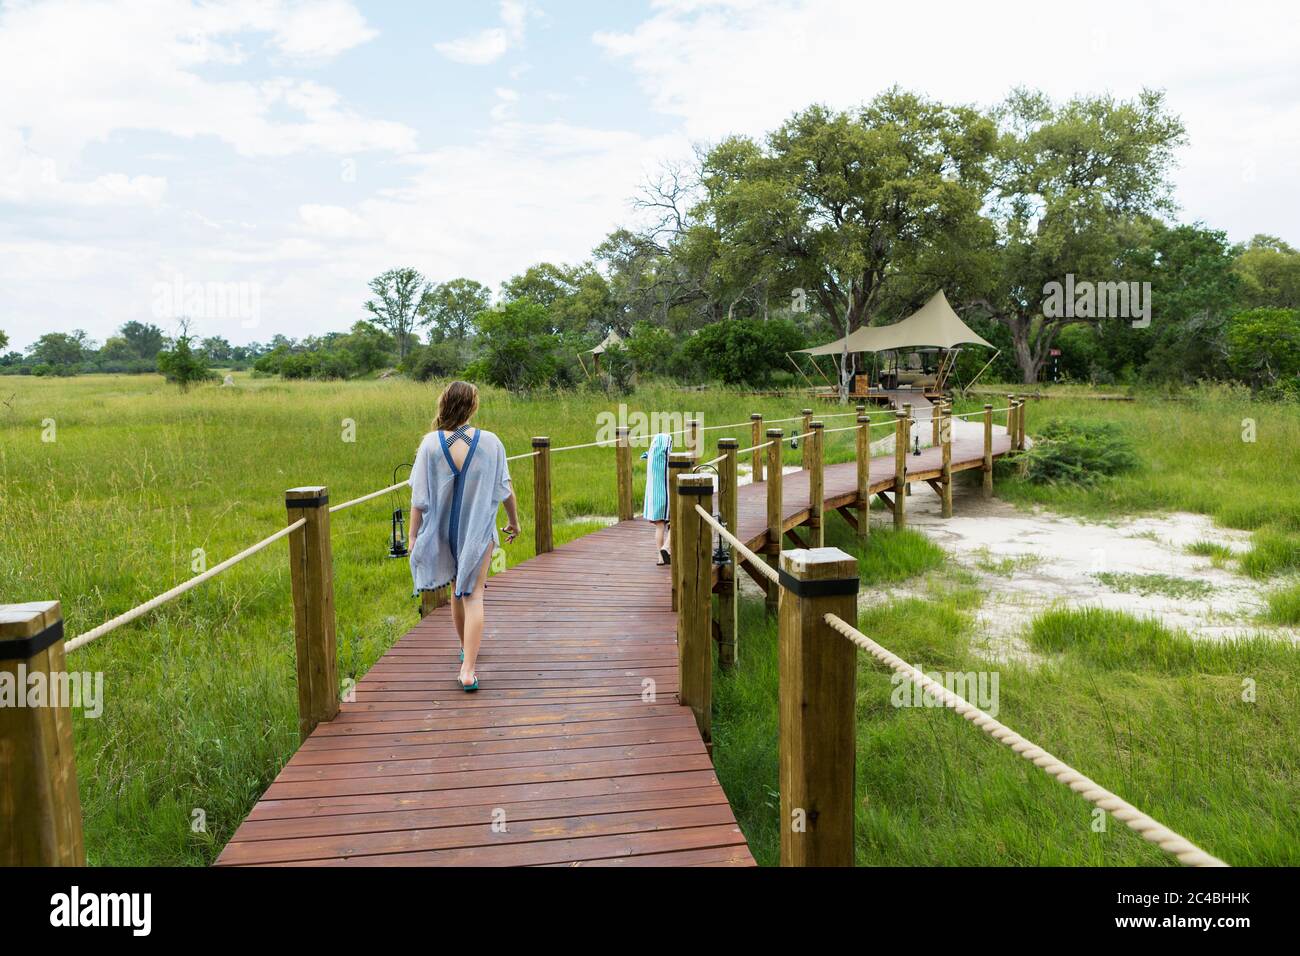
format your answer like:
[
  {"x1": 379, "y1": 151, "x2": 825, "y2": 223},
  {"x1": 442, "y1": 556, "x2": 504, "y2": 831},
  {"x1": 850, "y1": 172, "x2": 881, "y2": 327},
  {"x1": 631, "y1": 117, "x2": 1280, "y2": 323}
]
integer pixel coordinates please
[
  {"x1": 968, "y1": 88, "x2": 1187, "y2": 383},
  {"x1": 695, "y1": 89, "x2": 997, "y2": 393},
  {"x1": 119, "y1": 320, "x2": 165, "y2": 360},
  {"x1": 364, "y1": 268, "x2": 432, "y2": 361},
  {"x1": 1233, "y1": 235, "x2": 1300, "y2": 309},
  {"x1": 421, "y1": 278, "x2": 491, "y2": 342}
]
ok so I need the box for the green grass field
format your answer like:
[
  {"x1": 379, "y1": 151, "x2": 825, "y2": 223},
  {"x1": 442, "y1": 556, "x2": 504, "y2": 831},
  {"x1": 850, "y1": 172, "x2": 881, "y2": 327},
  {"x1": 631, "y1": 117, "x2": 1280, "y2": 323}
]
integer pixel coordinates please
[{"x1": 2, "y1": 373, "x2": 1297, "y2": 865}]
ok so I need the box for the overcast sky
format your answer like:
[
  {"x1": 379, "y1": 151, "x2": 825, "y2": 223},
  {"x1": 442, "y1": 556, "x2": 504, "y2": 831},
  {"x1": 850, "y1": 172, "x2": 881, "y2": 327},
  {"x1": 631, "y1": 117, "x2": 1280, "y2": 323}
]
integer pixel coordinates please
[{"x1": 3, "y1": 0, "x2": 1297, "y2": 351}]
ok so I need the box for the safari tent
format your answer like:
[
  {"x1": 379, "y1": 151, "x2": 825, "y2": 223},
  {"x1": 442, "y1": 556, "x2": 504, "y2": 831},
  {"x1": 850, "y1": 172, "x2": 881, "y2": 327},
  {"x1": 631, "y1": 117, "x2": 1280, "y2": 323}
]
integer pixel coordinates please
[
  {"x1": 579, "y1": 330, "x2": 624, "y2": 378},
  {"x1": 795, "y1": 290, "x2": 998, "y2": 396}
]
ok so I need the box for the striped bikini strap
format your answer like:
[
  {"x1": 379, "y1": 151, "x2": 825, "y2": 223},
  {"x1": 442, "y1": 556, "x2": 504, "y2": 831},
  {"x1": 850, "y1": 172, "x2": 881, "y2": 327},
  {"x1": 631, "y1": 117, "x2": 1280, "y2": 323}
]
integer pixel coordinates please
[{"x1": 448, "y1": 425, "x2": 473, "y2": 447}]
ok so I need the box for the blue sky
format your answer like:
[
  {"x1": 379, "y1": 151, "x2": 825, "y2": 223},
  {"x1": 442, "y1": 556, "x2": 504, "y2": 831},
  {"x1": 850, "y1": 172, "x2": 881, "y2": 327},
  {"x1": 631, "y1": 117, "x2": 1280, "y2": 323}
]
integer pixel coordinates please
[{"x1": 3, "y1": 0, "x2": 1298, "y2": 351}]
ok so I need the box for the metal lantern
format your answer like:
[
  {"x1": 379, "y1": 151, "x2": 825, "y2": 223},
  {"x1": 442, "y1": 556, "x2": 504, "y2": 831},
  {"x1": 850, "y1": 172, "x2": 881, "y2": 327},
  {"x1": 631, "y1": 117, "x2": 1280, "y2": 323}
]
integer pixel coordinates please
[
  {"x1": 913, "y1": 433, "x2": 922, "y2": 456},
  {"x1": 388, "y1": 506, "x2": 408, "y2": 558},
  {"x1": 387, "y1": 463, "x2": 413, "y2": 559},
  {"x1": 789, "y1": 435, "x2": 799, "y2": 450},
  {"x1": 712, "y1": 515, "x2": 732, "y2": 567}
]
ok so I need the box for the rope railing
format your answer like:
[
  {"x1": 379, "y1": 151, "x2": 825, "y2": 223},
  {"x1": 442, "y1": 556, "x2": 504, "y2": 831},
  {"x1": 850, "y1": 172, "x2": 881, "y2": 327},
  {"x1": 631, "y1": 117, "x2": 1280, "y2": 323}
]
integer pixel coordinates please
[
  {"x1": 952, "y1": 406, "x2": 1013, "y2": 419},
  {"x1": 821, "y1": 611, "x2": 1228, "y2": 868},
  {"x1": 506, "y1": 449, "x2": 540, "y2": 462},
  {"x1": 66, "y1": 518, "x2": 307, "y2": 653},
  {"x1": 329, "y1": 478, "x2": 410, "y2": 514},
  {"x1": 735, "y1": 439, "x2": 774, "y2": 456},
  {"x1": 695, "y1": 505, "x2": 779, "y2": 585}
]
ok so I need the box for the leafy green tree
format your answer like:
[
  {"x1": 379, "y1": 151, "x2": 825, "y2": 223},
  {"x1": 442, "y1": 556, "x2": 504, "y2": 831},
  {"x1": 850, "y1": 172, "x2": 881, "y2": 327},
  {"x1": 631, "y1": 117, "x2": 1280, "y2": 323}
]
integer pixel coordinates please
[
  {"x1": 501, "y1": 261, "x2": 614, "y2": 336},
  {"x1": 1225, "y1": 308, "x2": 1300, "y2": 392},
  {"x1": 200, "y1": 336, "x2": 233, "y2": 363},
  {"x1": 338, "y1": 320, "x2": 396, "y2": 373},
  {"x1": 969, "y1": 88, "x2": 1186, "y2": 383},
  {"x1": 0, "y1": 330, "x2": 7, "y2": 351},
  {"x1": 156, "y1": 324, "x2": 212, "y2": 389},
  {"x1": 624, "y1": 320, "x2": 678, "y2": 375},
  {"x1": 26, "y1": 332, "x2": 88, "y2": 373},
  {"x1": 1233, "y1": 235, "x2": 1300, "y2": 309},
  {"x1": 422, "y1": 278, "x2": 491, "y2": 342},
  {"x1": 119, "y1": 321, "x2": 165, "y2": 359},
  {"x1": 365, "y1": 268, "x2": 432, "y2": 361},
  {"x1": 466, "y1": 300, "x2": 559, "y2": 392},
  {"x1": 681, "y1": 317, "x2": 804, "y2": 386},
  {"x1": 696, "y1": 90, "x2": 996, "y2": 392}
]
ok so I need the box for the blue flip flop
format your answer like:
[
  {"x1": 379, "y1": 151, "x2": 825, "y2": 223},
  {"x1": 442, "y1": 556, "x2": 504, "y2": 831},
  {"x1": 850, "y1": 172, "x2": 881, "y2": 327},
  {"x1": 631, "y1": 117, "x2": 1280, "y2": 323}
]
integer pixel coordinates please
[{"x1": 460, "y1": 673, "x2": 479, "y2": 693}]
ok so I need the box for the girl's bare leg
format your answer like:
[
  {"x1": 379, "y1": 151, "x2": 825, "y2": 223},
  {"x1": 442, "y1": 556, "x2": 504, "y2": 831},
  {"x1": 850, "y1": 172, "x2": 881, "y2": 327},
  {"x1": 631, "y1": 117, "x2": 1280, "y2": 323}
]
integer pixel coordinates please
[
  {"x1": 451, "y1": 595, "x2": 465, "y2": 650},
  {"x1": 653, "y1": 521, "x2": 668, "y2": 559},
  {"x1": 457, "y1": 548, "x2": 496, "y2": 684}
]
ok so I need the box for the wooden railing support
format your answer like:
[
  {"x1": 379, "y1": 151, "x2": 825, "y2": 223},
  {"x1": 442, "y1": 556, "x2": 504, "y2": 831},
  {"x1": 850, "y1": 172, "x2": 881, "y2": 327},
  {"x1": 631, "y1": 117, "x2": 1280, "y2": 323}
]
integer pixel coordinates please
[
  {"x1": 808, "y1": 421, "x2": 824, "y2": 548},
  {"x1": 931, "y1": 401, "x2": 941, "y2": 446},
  {"x1": 893, "y1": 411, "x2": 908, "y2": 529},
  {"x1": 750, "y1": 413, "x2": 765, "y2": 482},
  {"x1": 765, "y1": 428, "x2": 784, "y2": 615},
  {"x1": 286, "y1": 486, "x2": 339, "y2": 742},
  {"x1": 800, "y1": 408, "x2": 812, "y2": 470},
  {"x1": 1017, "y1": 398, "x2": 1027, "y2": 450},
  {"x1": 676, "y1": 473, "x2": 715, "y2": 743},
  {"x1": 778, "y1": 548, "x2": 859, "y2": 867},
  {"x1": 0, "y1": 601, "x2": 85, "y2": 866},
  {"x1": 941, "y1": 407, "x2": 953, "y2": 519},
  {"x1": 532, "y1": 437, "x2": 553, "y2": 555},
  {"x1": 855, "y1": 414, "x2": 870, "y2": 541},
  {"x1": 668, "y1": 451, "x2": 695, "y2": 612},
  {"x1": 615, "y1": 426, "x2": 633, "y2": 522},
  {"x1": 1006, "y1": 395, "x2": 1017, "y2": 450},
  {"x1": 717, "y1": 438, "x2": 739, "y2": 670},
  {"x1": 982, "y1": 403, "x2": 994, "y2": 498},
  {"x1": 688, "y1": 416, "x2": 701, "y2": 458}
]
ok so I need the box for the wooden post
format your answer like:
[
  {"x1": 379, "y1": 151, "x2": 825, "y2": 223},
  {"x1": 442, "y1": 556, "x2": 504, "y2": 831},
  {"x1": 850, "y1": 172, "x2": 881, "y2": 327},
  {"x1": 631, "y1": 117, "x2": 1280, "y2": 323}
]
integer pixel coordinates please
[
  {"x1": 1006, "y1": 394, "x2": 1017, "y2": 449},
  {"x1": 0, "y1": 601, "x2": 85, "y2": 866},
  {"x1": 855, "y1": 414, "x2": 870, "y2": 541},
  {"x1": 931, "y1": 402, "x2": 941, "y2": 446},
  {"x1": 615, "y1": 426, "x2": 633, "y2": 522},
  {"x1": 717, "y1": 438, "x2": 739, "y2": 670},
  {"x1": 765, "y1": 428, "x2": 784, "y2": 614},
  {"x1": 688, "y1": 416, "x2": 701, "y2": 458},
  {"x1": 893, "y1": 411, "x2": 908, "y2": 529},
  {"x1": 750, "y1": 413, "x2": 765, "y2": 482},
  {"x1": 532, "y1": 437, "x2": 553, "y2": 555},
  {"x1": 676, "y1": 473, "x2": 714, "y2": 742},
  {"x1": 668, "y1": 451, "x2": 694, "y2": 612},
  {"x1": 420, "y1": 586, "x2": 450, "y2": 616},
  {"x1": 983, "y1": 404, "x2": 994, "y2": 498},
  {"x1": 808, "y1": 421, "x2": 824, "y2": 548},
  {"x1": 1017, "y1": 398, "x2": 1027, "y2": 451},
  {"x1": 855, "y1": 402, "x2": 866, "y2": 417},
  {"x1": 941, "y1": 407, "x2": 953, "y2": 519},
  {"x1": 778, "y1": 548, "x2": 859, "y2": 867},
  {"x1": 800, "y1": 408, "x2": 812, "y2": 470},
  {"x1": 285, "y1": 487, "x2": 339, "y2": 742}
]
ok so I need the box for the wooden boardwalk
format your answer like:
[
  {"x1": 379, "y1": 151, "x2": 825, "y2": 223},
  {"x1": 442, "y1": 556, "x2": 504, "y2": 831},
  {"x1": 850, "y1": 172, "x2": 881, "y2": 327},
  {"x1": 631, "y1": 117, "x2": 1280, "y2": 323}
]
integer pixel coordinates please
[{"x1": 217, "y1": 429, "x2": 1011, "y2": 867}]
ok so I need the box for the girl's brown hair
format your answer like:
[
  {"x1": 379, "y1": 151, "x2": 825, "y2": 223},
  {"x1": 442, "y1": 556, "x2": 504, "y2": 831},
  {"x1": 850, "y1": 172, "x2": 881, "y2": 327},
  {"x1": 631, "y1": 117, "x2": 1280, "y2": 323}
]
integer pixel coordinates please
[{"x1": 434, "y1": 380, "x2": 479, "y2": 432}]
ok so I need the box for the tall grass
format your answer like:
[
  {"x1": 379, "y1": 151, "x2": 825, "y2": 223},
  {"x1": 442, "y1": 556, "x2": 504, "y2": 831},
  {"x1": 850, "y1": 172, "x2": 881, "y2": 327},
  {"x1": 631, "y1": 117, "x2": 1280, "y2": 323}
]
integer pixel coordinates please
[{"x1": 0, "y1": 374, "x2": 851, "y2": 865}]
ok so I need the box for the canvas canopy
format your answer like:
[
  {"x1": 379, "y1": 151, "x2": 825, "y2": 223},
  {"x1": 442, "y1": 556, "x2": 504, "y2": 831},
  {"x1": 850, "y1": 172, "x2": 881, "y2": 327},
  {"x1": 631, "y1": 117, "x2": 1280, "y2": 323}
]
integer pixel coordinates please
[
  {"x1": 587, "y1": 330, "x2": 623, "y2": 354},
  {"x1": 797, "y1": 290, "x2": 993, "y2": 356}
]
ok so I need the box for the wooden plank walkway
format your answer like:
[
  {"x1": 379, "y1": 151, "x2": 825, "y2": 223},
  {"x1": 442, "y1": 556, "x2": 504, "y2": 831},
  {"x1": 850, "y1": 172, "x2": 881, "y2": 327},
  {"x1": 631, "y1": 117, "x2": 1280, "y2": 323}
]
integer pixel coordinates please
[{"x1": 217, "y1": 428, "x2": 1011, "y2": 867}]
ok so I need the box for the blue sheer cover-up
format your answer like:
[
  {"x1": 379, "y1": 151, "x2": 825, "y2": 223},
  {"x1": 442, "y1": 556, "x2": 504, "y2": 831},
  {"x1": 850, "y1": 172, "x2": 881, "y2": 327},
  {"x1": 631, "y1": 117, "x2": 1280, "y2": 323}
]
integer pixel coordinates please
[
  {"x1": 409, "y1": 428, "x2": 513, "y2": 598},
  {"x1": 641, "y1": 432, "x2": 672, "y2": 522}
]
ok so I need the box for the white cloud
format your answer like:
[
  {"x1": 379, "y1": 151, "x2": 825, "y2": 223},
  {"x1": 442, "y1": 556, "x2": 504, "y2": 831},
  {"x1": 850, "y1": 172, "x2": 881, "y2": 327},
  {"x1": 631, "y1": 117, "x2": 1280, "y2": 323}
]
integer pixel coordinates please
[
  {"x1": 435, "y1": 0, "x2": 530, "y2": 65},
  {"x1": 594, "y1": 0, "x2": 1300, "y2": 240},
  {"x1": 0, "y1": 0, "x2": 412, "y2": 166}
]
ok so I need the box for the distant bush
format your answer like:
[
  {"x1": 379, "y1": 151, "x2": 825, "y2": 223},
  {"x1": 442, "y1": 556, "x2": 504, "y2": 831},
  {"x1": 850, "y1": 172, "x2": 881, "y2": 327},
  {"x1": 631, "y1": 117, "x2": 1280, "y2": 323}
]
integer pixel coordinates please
[
  {"x1": 1008, "y1": 418, "x2": 1140, "y2": 485},
  {"x1": 680, "y1": 317, "x2": 803, "y2": 386},
  {"x1": 466, "y1": 301, "x2": 560, "y2": 392},
  {"x1": 402, "y1": 341, "x2": 465, "y2": 382}
]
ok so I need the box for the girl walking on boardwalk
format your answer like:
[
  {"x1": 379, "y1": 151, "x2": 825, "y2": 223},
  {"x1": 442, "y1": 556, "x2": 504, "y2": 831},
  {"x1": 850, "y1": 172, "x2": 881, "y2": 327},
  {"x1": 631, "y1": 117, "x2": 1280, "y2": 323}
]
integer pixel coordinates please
[
  {"x1": 642, "y1": 432, "x2": 672, "y2": 565},
  {"x1": 409, "y1": 381, "x2": 521, "y2": 691}
]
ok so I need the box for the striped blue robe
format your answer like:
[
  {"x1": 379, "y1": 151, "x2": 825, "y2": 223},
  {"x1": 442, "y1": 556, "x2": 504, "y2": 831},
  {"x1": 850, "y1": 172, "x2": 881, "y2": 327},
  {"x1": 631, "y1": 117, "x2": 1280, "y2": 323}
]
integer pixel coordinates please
[{"x1": 641, "y1": 432, "x2": 672, "y2": 522}]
